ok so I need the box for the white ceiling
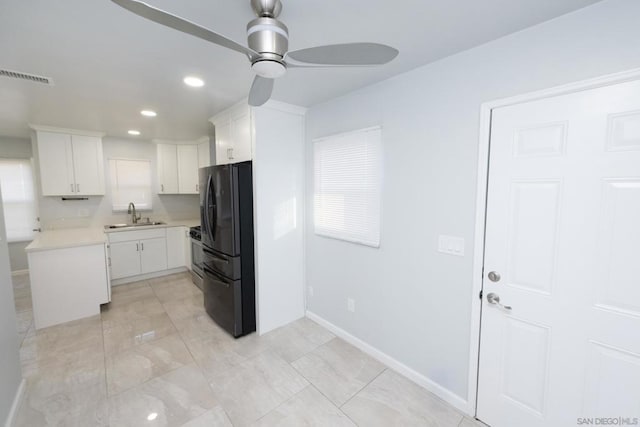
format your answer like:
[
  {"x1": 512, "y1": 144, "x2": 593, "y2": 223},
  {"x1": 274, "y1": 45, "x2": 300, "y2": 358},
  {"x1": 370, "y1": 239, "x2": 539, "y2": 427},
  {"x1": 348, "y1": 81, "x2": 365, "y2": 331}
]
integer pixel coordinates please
[{"x1": 0, "y1": 0, "x2": 600, "y2": 140}]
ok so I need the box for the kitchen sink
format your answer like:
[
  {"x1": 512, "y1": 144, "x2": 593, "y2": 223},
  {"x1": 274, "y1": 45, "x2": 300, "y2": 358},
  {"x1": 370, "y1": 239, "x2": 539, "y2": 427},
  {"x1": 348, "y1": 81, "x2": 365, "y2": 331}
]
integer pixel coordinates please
[{"x1": 104, "y1": 221, "x2": 166, "y2": 230}]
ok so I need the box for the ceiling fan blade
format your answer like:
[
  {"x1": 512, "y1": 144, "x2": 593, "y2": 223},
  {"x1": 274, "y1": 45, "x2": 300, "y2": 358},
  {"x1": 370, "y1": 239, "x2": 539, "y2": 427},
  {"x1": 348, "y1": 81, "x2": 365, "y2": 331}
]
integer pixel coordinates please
[
  {"x1": 248, "y1": 76, "x2": 274, "y2": 107},
  {"x1": 285, "y1": 42, "x2": 398, "y2": 67},
  {"x1": 111, "y1": 0, "x2": 259, "y2": 61}
]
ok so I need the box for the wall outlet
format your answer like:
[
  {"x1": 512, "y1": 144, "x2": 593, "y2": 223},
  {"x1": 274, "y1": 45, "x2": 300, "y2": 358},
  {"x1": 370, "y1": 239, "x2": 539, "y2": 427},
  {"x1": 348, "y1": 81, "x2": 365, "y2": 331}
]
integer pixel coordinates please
[
  {"x1": 347, "y1": 298, "x2": 355, "y2": 313},
  {"x1": 308, "y1": 285, "x2": 314, "y2": 297}
]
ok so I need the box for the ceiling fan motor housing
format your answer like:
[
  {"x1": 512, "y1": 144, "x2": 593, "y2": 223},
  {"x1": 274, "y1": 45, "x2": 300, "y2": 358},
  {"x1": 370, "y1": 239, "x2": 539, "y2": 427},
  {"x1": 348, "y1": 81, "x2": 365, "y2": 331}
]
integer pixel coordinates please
[{"x1": 247, "y1": 17, "x2": 288, "y2": 78}]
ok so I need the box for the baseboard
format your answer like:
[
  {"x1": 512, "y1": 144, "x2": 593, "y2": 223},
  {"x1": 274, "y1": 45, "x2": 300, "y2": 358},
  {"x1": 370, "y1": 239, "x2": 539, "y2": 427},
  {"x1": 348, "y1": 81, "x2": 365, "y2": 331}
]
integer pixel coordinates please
[
  {"x1": 10, "y1": 270, "x2": 28, "y2": 277},
  {"x1": 4, "y1": 378, "x2": 26, "y2": 427},
  {"x1": 305, "y1": 310, "x2": 470, "y2": 415},
  {"x1": 111, "y1": 267, "x2": 188, "y2": 286}
]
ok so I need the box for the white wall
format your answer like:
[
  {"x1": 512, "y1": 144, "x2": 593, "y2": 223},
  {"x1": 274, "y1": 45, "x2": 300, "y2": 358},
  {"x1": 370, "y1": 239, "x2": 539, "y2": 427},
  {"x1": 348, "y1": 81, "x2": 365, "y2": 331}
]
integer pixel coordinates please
[
  {"x1": 35, "y1": 136, "x2": 200, "y2": 229},
  {"x1": 304, "y1": 0, "x2": 640, "y2": 407},
  {"x1": 253, "y1": 102, "x2": 306, "y2": 334},
  {"x1": 0, "y1": 186, "x2": 23, "y2": 424}
]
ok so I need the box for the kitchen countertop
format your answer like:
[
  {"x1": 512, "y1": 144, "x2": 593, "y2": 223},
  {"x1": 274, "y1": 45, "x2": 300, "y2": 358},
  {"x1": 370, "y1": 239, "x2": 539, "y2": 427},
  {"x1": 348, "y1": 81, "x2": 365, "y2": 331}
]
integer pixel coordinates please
[
  {"x1": 26, "y1": 219, "x2": 201, "y2": 252},
  {"x1": 26, "y1": 228, "x2": 107, "y2": 253}
]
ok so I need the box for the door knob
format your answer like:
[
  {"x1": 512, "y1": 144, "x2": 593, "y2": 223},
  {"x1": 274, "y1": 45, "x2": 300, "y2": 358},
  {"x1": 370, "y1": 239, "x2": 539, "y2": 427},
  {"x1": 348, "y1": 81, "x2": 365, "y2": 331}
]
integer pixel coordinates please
[
  {"x1": 488, "y1": 271, "x2": 501, "y2": 282},
  {"x1": 486, "y1": 292, "x2": 512, "y2": 311}
]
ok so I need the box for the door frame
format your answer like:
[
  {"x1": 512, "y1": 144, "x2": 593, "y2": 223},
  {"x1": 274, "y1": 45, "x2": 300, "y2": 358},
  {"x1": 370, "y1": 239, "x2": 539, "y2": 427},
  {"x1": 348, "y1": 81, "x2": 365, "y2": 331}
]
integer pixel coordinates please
[{"x1": 466, "y1": 66, "x2": 640, "y2": 417}]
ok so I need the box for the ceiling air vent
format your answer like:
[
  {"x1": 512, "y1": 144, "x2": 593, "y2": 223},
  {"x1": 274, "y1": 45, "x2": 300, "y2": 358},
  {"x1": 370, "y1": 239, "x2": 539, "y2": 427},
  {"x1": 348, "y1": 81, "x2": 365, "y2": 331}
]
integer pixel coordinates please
[{"x1": 0, "y1": 69, "x2": 54, "y2": 85}]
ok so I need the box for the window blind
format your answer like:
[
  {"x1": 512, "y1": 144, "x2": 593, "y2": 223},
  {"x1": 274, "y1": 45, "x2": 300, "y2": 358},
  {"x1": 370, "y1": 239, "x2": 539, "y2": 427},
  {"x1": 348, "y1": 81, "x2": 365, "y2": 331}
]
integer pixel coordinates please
[
  {"x1": 313, "y1": 126, "x2": 382, "y2": 247},
  {"x1": 0, "y1": 158, "x2": 37, "y2": 242},
  {"x1": 109, "y1": 159, "x2": 152, "y2": 211}
]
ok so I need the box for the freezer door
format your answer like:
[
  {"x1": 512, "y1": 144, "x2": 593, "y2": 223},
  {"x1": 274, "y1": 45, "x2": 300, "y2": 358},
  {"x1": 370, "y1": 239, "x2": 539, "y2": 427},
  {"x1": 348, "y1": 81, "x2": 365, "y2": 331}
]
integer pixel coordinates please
[{"x1": 203, "y1": 265, "x2": 243, "y2": 337}]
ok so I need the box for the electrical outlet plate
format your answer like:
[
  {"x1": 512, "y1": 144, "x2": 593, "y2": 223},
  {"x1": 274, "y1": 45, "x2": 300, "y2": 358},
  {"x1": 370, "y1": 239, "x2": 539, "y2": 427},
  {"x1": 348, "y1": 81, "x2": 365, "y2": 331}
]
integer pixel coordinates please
[
  {"x1": 438, "y1": 235, "x2": 465, "y2": 256},
  {"x1": 347, "y1": 298, "x2": 355, "y2": 313}
]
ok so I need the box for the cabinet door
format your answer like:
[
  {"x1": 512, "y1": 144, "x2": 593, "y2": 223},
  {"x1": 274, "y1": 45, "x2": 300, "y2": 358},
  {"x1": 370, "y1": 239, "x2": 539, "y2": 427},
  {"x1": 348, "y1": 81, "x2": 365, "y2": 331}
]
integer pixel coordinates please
[
  {"x1": 140, "y1": 237, "x2": 168, "y2": 274},
  {"x1": 177, "y1": 145, "x2": 199, "y2": 194},
  {"x1": 214, "y1": 121, "x2": 232, "y2": 165},
  {"x1": 72, "y1": 135, "x2": 105, "y2": 195},
  {"x1": 230, "y1": 110, "x2": 252, "y2": 163},
  {"x1": 166, "y1": 227, "x2": 186, "y2": 269},
  {"x1": 37, "y1": 131, "x2": 75, "y2": 196},
  {"x1": 157, "y1": 144, "x2": 179, "y2": 194},
  {"x1": 109, "y1": 241, "x2": 141, "y2": 279},
  {"x1": 198, "y1": 140, "x2": 210, "y2": 168}
]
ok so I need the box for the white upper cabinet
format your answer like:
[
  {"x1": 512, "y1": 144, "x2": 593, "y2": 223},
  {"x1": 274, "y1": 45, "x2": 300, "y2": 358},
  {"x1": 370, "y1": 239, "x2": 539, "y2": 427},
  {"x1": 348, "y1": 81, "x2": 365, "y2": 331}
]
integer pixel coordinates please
[
  {"x1": 210, "y1": 103, "x2": 252, "y2": 165},
  {"x1": 33, "y1": 128, "x2": 105, "y2": 196},
  {"x1": 156, "y1": 142, "x2": 204, "y2": 194},
  {"x1": 177, "y1": 145, "x2": 199, "y2": 194},
  {"x1": 157, "y1": 143, "x2": 179, "y2": 194}
]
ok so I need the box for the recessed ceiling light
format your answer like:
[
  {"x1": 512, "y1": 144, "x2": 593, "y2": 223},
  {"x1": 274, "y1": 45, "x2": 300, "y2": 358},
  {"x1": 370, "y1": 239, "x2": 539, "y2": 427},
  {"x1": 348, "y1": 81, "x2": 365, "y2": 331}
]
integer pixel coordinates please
[
  {"x1": 128, "y1": 130, "x2": 141, "y2": 136},
  {"x1": 140, "y1": 110, "x2": 157, "y2": 117},
  {"x1": 183, "y1": 76, "x2": 204, "y2": 87}
]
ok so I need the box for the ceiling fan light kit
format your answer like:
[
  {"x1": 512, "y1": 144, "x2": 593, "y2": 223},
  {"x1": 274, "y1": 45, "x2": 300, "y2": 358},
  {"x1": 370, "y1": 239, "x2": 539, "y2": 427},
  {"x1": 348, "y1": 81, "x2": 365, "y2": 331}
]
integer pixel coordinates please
[{"x1": 111, "y1": 0, "x2": 398, "y2": 106}]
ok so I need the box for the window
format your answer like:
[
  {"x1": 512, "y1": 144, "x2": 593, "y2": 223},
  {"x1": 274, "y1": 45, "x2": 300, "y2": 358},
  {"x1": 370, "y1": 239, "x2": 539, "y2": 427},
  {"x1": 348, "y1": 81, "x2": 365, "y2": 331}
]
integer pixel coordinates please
[
  {"x1": 313, "y1": 126, "x2": 382, "y2": 247},
  {"x1": 0, "y1": 158, "x2": 37, "y2": 242},
  {"x1": 109, "y1": 159, "x2": 152, "y2": 211}
]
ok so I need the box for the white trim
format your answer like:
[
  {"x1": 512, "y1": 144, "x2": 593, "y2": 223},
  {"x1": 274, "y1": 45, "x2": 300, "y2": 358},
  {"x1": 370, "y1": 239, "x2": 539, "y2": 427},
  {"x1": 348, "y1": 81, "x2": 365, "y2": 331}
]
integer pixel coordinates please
[
  {"x1": 10, "y1": 269, "x2": 28, "y2": 277},
  {"x1": 467, "y1": 66, "x2": 640, "y2": 417},
  {"x1": 306, "y1": 310, "x2": 469, "y2": 414},
  {"x1": 28, "y1": 124, "x2": 105, "y2": 137},
  {"x1": 110, "y1": 267, "x2": 187, "y2": 286},
  {"x1": 4, "y1": 378, "x2": 26, "y2": 427},
  {"x1": 259, "y1": 100, "x2": 307, "y2": 116}
]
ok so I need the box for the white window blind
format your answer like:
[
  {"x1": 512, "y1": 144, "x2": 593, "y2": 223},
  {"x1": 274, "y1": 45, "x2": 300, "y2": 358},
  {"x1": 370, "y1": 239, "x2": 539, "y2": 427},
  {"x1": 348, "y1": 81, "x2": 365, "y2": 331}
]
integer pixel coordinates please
[
  {"x1": 313, "y1": 126, "x2": 382, "y2": 247},
  {"x1": 0, "y1": 158, "x2": 37, "y2": 242},
  {"x1": 109, "y1": 159, "x2": 152, "y2": 211}
]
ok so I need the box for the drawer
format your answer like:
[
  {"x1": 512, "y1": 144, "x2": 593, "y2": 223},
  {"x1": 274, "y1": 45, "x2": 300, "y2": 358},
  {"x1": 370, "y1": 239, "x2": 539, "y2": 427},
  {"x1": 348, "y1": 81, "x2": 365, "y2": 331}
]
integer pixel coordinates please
[{"x1": 107, "y1": 227, "x2": 166, "y2": 243}]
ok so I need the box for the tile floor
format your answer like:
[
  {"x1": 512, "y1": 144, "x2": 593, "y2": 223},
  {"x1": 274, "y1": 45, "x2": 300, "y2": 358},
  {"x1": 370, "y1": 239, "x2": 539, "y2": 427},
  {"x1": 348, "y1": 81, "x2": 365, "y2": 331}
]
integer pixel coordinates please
[{"x1": 11, "y1": 272, "x2": 485, "y2": 426}]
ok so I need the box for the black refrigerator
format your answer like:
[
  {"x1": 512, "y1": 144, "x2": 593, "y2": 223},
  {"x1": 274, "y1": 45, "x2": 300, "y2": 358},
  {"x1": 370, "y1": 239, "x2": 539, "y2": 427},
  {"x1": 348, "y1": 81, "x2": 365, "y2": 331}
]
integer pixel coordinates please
[{"x1": 199, "y1": 161, "x2": 255, "y2": 337}]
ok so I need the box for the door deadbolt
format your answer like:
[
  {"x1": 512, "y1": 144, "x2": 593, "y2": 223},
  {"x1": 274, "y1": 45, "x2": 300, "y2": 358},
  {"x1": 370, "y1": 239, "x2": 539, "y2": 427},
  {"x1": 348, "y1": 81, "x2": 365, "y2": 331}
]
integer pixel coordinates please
[{"x1": 488, "y1": 271, "x2": 501, "y2": 282}]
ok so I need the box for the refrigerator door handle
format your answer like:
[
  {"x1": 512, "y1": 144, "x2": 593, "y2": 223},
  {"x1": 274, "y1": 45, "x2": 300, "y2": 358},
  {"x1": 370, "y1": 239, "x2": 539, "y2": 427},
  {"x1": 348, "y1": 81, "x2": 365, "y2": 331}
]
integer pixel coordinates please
[
  {"x1": 203, "y1": 246, "x2": 230, "y2": 264},
  {"x1": 203, "y1": 265, "x2": 231, "y2": 288},
  {"x1": 208, "y1": 174, "x2": 217, "y2": 241}
]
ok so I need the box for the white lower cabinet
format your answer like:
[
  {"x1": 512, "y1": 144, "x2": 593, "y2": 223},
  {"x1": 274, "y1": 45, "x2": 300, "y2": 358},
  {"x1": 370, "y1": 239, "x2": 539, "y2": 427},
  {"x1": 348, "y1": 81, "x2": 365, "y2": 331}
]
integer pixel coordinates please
[
  {"x1": 108, "y1": 228, "x2": 168, "y2": 281},
  {"x1": 166, "y1": 226, "x2": 187, "y2": 269}
]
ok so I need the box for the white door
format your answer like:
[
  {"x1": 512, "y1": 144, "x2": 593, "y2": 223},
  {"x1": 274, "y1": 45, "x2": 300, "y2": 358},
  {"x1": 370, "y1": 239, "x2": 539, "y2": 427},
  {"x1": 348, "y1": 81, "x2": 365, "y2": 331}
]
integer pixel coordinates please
[
  {"x1": 139, "y1": 237, "x2": 167, "y2": 274},
  {"x1": 165, "y1": 226, "x2": 186, "y2": 269},
  {"x1": 177, "y1": 145, "x2": 199, "y2": 194},
  {"x1": 71, "y1": 135, "x2": 105, "y2": 195},
  {"x1": 215, "y1": 121, "x2": 232, "y2": 165},
  {"x1": 231, "y1": 110, "x2": 252, "y2": 162},
  {"x1": 36, "y1": 131, "x2": 75, "y2": 196},
  {"x1": 157, "y1": 144, "x2": 179, "y2": 194},
  {"x1": 109, "y1": 241, "x2": 140, "y2": 279},
  {"x1": 477, "y1": 79, "x2": 640, "y2": 426},
  {"x1": 198, "y1": 140, "x2": 210, "y2": 168}
]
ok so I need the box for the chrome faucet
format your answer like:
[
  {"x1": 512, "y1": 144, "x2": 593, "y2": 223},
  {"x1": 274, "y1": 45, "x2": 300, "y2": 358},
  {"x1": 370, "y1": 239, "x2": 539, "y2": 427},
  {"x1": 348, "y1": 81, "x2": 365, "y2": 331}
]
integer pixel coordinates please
[{"x1": 127, "y1": 202, "x2": 141, "y2": 224}]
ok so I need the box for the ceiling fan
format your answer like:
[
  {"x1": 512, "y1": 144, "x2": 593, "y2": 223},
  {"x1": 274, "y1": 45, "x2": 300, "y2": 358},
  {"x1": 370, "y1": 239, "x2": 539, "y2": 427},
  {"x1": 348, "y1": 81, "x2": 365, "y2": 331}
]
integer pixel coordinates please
[{"x1": 111, "y1": 0, "x2": 399, "y2": 106}]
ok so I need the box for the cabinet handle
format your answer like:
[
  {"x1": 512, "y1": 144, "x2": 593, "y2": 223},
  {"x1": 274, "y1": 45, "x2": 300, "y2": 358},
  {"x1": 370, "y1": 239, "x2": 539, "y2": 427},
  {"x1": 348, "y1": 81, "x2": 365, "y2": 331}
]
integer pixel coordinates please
[
  {"x1": 76, "y1": 183, "x2": 80, "y2": 193},
  {"x1": 136, "y1": 243, "x2": 139, "y2": 251},
  {"x1": 228, "y1": 148, "x2": 234, "y2": 160},
  {"x1": 196, "y1": 184, "x2": 199, "y2": 192},
  {"x1": 70, "y1": 184, "x2": 74, "y2": 193},
  {"x1": 141, "y1": 242, "x2": 144, "y2": 251},
  {"x1": 161, "y1": 184, "x2": 164, "y2": 192}
]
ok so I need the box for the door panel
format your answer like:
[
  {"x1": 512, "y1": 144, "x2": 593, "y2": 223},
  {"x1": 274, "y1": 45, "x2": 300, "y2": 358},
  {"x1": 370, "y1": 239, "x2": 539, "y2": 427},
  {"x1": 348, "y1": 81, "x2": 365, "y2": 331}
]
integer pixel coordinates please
[
  {"x1": 71, "y1": 135, "x2": 104, "y2": 195},
  {"x1": 203, "y1": 266, "x2": 242, "y2": 337},
  {"x1": 157, "y1": 144, "x2": 178, "y2": 194},
  {"x1": 177, "y1": 145, "x2": 199, "y2": 194},
  {"x1": 37, "y1": 132, "x2": 74, "y2": 196},
  {"x1": 139, "y1": 237, "x2": 167, "y2": 274},
  {"x1": 109, "y1": 241, "x2": 140, "y2": 279},
  {"x1": 478, "y1": 79, "x2": 640, "y2": 427}
]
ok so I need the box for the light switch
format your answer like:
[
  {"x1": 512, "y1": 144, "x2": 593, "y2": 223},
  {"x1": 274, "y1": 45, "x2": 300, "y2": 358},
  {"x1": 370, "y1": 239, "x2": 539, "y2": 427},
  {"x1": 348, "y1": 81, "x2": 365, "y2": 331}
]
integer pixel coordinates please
[{"x1": 438, "y1": 235, "x2": 465, "y2": 257}]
